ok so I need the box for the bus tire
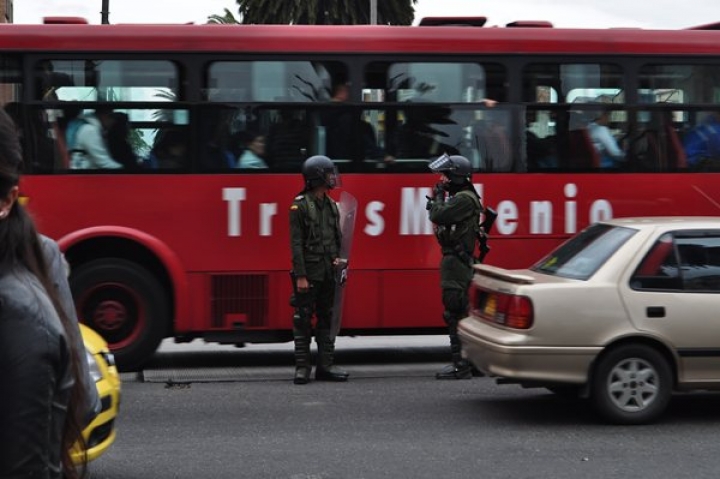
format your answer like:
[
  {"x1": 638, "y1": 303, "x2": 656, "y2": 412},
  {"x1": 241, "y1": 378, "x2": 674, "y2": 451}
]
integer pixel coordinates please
[
  {"x1": 70, "y1": 258, "x2": 168, "y2": 372},
  {"x1": 590, "y1": 344, "x2": 672, "y2": 425}
]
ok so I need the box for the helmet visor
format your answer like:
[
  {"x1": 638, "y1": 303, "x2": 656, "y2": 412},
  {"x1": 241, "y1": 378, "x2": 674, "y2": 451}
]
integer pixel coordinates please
[
  {"x1": 428, "y1": 153, "x2": 454, "y2": 174},
  {"x1": 324, "y1": 164, "x2": 341, "y2": 188}
]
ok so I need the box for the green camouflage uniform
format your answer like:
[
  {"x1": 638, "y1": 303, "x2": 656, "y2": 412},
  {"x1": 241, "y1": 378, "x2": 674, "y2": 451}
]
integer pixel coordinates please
[
  {"x1": 429, "y1": 188, "x2": 483, "y2": 377},
  {"x1": 289, "y1": 191, "x2": 346, "y2": 382}
]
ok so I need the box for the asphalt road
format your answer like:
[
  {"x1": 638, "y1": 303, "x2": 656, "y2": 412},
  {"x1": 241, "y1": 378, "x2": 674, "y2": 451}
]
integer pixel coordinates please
[{"x1": 87, "y1": 337, "x2": 720, "y2": 479}]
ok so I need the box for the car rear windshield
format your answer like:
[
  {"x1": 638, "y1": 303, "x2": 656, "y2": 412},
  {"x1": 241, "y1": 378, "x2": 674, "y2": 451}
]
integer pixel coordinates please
[{"x1": 531, "y1": 224, "x2": 637, "y2": 280}]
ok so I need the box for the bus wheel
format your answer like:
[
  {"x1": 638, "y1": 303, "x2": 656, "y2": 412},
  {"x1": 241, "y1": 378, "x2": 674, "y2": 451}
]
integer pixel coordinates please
[
  {"x1": 70, "y1": 259, "x2": 168, "y2": 372},
  {"x1": 591, "y1": 344, "x2": 672, "y2": 425}
]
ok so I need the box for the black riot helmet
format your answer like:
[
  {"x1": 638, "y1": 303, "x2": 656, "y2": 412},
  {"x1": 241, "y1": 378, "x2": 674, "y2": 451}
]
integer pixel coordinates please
[
  {"x1": 301, "y1": 155, "x2": 341, "y2": 190},
  {"x1": 428, "y1": 153, "x2": 472, "y2": 185}
]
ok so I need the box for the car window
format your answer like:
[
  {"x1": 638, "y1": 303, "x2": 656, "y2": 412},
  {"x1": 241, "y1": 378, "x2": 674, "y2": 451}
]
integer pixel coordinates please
[
  {"x1": 631, "y1": 230, "x2": 720, "y2": 292},
  {"x1": 676, "y1": 234, "x2": 720, "y2": 292},
  {"x1": 531, "y1": 223, "x2": 637, "y2": 280},
  {"x1": 630, "y1": 233, "x2": 682, "y2": 291}
]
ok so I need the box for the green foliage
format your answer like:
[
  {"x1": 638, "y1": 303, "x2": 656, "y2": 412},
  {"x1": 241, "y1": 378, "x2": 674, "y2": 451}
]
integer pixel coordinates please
[
  {"x1": 214, "y1": 0, "x2": 416, "y2": 26},
  {"x1": 128, "y1": 129, "x2": 149, "y2": 155},
  {"x1": 207, "y1": 8, "x2": 240, "y2": 24}
]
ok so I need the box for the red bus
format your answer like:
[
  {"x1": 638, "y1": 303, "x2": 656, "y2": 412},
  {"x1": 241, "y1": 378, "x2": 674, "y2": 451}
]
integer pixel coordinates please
[{"x1": 5, "y1": 18, "x2": 720, "y2": 370}]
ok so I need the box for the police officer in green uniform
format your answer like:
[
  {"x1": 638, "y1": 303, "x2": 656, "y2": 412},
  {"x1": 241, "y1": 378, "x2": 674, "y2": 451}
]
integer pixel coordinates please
[
  {"x1": 289, "y1": 155, "x2": 350, "y2": 385},
  {"x1": 426, "y1": 154, "x2": 484, "y2": 379}
]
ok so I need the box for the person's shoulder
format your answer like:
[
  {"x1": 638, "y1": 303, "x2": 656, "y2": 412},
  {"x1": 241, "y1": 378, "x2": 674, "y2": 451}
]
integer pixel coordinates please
[
  {"x1": 38, "y1": 234, "x2": 60, "y2": 256},
  {"x1": 454, "y1": 190, "x2": 482, "y2": 206},
  {"x1": 0, "y1": 270, "x2": 44, "y2": 316},
  {"x1": 454, "y1": 189, "x2": 475, "y2": 199},
  {"x1": 78, "y1": 114, "x2": 100, "y2": 128},
  {"x1": 290, "y1": 193, "x2": 307, "y2": 212}
]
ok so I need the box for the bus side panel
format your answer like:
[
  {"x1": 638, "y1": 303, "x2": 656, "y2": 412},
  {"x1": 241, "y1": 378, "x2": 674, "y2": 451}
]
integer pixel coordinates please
[
  {"x1": 382, "y1": 269, "x2": 442, "y2": 329},
  {"x1": 342, "y1": 270, "x2": 383, "y2": 330}
]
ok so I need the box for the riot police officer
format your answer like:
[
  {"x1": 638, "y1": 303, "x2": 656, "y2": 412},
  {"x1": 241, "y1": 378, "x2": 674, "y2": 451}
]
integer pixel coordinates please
[
  {"x1": 426, "y1": 154, "x2": 484, "y2": 379},
  {"x1": 289, "y1": 155, "x2": 349, "y2": 385}
]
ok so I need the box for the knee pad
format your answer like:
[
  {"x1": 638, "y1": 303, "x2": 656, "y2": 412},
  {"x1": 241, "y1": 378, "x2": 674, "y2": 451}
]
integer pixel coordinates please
[
  {"x1": 293, "y1": 309, "x2": 311, "y2": 330},
  {"x1": 442, "y1": 289, "x2": 467, "y2": 317}
]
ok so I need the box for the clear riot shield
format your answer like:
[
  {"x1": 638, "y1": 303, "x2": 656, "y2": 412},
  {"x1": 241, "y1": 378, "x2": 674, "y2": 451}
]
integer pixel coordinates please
[{"x1": 330, "y1": 191, "x2": 358, "y2": 340}]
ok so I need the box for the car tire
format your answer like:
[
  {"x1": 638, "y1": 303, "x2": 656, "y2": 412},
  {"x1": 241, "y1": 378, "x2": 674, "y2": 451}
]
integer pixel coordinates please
[
  {"x1": 71, "y1": 259, "x2": 168, "y2": 372},
  {"x1": 591, "y1": 344, "x2": 672, "y2": 425}
]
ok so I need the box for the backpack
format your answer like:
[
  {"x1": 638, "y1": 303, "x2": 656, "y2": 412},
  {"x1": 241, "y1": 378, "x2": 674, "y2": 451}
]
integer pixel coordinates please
[{"x1": 65, "y1": 117, "x2": 89, "y2": 154}]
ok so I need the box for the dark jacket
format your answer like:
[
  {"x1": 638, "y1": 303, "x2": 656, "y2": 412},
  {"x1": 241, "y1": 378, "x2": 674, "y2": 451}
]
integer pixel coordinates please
[
  {"x1": 289, "y1": 192, "x2": 341, "y2": 282},
  {"x1": 0, "y1": 267, "x2": 74, "y2": 479},
  {"x1": 429, "y1": 189, "x2": 483, "y2": 257}
]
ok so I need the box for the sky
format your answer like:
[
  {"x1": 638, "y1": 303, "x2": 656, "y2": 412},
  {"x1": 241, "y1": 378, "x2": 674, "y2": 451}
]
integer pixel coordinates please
[{"x1": 12, "y1": 0, "x2": 720, "y2": 29}]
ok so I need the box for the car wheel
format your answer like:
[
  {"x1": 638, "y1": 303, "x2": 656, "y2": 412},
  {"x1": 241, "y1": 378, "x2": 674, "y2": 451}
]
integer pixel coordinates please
[
  {"x1": 71, "y1": 259, "x2": 168, "y2": 372},
  {"x1": 591, "y1": 344, "x2": 672, "y2": 425}
]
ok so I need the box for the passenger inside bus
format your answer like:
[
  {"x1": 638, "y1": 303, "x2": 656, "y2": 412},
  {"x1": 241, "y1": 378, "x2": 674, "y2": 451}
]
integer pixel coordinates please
[
  {"x1": 4, "y1": 102, "x2": 56, "y2": 173},
  {"x1": 236, "y1": 130, "x2": 268, "y2": 169},
  {"x1": 360, "y1": 118, "x2": 394, "y2": 165},
  {"x1": 266, "y1": 109, "x2": 312, "y2": 172},
  {"x1": 471, "y1": 108, "x2": 515, "y2": 172},
  {"x1": 319, "y1": 82, "x2": 356, "y2": 161},
  {"x1": 392, "y1": 106, "x2": 460, "y2": 160},
  {"x1": 106, "y1": 112, "x2": 140, "y2": 170},
  {"x1": 145, "y1": 128, "x2": 188, "y2": 169},
  {"x1": 682, "y1": 110, "x2": 720, "y2": 171},
  {"x1": 525, "y1": 109, "x2": 558, "y2": 170},
  {"x1": 587, "y1": 107, "x2": 625, "y2": 169},
  {"x1": 66, "y1": 106, "x2": 123, "y2": 170},
  {"x1": 202, "y1": 109, "x2": 237, "y2": 170}
]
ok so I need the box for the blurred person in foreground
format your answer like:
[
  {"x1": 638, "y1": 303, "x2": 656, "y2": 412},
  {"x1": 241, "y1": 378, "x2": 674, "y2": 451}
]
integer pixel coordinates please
[
  {"x1": 426, "y1": 154, "x2": 485, "y2": 379},
  {"x1": 0, "y1": 108, "x2": 88, "y2": 478},
  {"x1": 289, "y1": 155, "x2": 349, "y2": 384}
]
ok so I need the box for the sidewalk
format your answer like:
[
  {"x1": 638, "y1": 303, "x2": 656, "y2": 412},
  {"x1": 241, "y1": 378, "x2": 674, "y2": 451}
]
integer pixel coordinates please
[{"x1": 132, "y1": 335, "x2": 452, "y2": 383}]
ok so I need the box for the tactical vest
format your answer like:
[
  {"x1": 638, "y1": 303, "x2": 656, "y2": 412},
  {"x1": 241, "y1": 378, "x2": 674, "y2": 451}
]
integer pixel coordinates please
[
  {"x1": 301, "y1": 193, "x2": 340, "y2": 257},
  {"x1": 435, "y1": 190, "x2": 482, "y2": 257}
]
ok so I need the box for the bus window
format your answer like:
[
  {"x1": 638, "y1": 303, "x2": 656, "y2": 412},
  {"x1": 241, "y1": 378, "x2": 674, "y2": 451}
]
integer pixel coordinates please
[
  {"x1": 263, "y1": 108, "x2": 312, "y2": 172},
  {"x1": 26, "y1": 103, "x2": 190, "y2": 173},
  {"x1": 523, "y1": 63, "x2": 625, "y2": 171},
  {"x1": 377, "y1": 104, "x2": 517, "y2": 173},
  {"x1": 364, "y1": 61, "x2": 509, "y2": 172},
  {"x1": 638, "y1": 64, "x2": 720, "y2": 171},
  {"x1": 366, "y1": 61, "x2": 504, "y2": 104},
  {"x1": 31, "y1": 59, "x2": 182, "y2": 173},
  {"x1": 640, "y1": 64, "x2": 720, "y2": 105},
  {"x1": 206, "y1": 61, "x2": 348, "y2": 102},
  {"x1": 1, "y1": 57, "x2": 51, "y2": 172},
  {"x1": 36, "y1": 59, "x2": 180, "y2": 102}
]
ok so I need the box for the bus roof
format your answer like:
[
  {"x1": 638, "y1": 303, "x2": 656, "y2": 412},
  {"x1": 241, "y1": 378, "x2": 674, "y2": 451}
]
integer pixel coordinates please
[{"x1": 1, "y1": 23, "x2": 719, "y2": 55}]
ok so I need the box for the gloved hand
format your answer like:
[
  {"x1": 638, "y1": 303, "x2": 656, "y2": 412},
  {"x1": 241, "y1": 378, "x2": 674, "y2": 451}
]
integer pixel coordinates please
[{"x1": 432, "y1": 182, "x2": 446, "y2": 202}]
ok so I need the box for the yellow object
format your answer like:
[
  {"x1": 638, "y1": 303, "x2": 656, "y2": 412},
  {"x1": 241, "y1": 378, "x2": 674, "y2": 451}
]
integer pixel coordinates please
[{"x1": 72, "y1": 324, "x2": 121, "y2": 464}]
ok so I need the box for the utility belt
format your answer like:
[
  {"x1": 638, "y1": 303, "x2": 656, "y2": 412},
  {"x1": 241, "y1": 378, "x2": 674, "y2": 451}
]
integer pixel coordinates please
[
  {"x1": 304, "y1": 244, "x2": 338, "y2": 255},
  {"x1": 441, "y1": 245, "x2": 474, "y2": 265}
]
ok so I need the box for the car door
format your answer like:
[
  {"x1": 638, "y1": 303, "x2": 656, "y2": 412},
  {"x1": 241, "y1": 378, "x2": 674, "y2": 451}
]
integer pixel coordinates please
[{"x1": 621, "y1": 229, "x2": 720, "y2": 384}]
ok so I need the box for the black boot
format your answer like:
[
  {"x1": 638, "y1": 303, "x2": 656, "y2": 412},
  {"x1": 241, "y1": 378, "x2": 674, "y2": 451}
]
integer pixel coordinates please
[
  {"x1": 293, "y1": 332, "x2": 311, "y2": 385},
  {"x1": 436, "y1": 329, "x2": 473, "y2": 380},
  {"x1": 315, "y1": 331, "x2": 349, "y2": 382},
  {"x1": 436, "y1": 358, "x2": 473, "y2": 380}
]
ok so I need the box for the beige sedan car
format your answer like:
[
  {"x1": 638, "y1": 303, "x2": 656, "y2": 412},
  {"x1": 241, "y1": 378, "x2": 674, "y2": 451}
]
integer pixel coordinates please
[{"x1": 458, "y1": 217, "x2": 720, "y2": 425}]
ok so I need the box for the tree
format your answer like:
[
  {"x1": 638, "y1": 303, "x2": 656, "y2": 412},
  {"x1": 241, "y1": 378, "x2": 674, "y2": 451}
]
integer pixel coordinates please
[
  {"x1": 208, "y1": 0, "x2": 417, "y2": 26},
  {"x1": 207, "y1": 8, "x2": 241, "y2": 24}
]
